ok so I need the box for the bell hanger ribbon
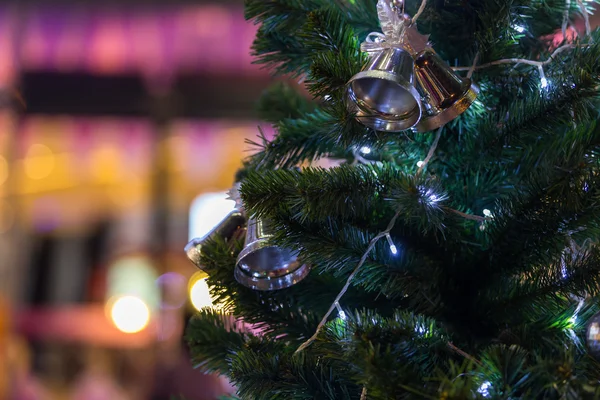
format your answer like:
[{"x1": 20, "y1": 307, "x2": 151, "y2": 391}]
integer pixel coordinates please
[
  {"x1": 361, "y1": 0, "x2": 430, "y2": 56},
  {"x1": 227, "y1": 182, "x2": 244, "y2": 211}
]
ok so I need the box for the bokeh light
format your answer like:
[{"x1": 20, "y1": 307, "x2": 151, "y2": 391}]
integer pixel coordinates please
[
  {"x1": 110, "y1": 295, "x2": 150, "y2": 334},
  {"x1": 24, "y1": 144, "x2": 55, "y2": 180},
  {"x1": 0, "y1": 156, "x2": 8, "y2": 185},
  {"x1": 188, "y1": 192, "x2": 236, "y2": 240},
  {"x1": 106, "y1": 255, "x2": 159, "y2": 311},
  {"x1": 0, "y1": 200, "x2": 14, "y2": 234},
  {"x1": 90, "y1": 145, "x2": 120, "y2": 183},
  {"x1": 189, "y1": 272, "x2": 213, "y2": 311},
  {"x1": 156, "y1": 272, "x2": 187, "y2": 309}
]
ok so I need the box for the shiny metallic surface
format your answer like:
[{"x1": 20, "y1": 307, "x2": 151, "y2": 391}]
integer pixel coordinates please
[
  {"x1": 346, "y1": 47, "x2": 422, "y2": 132},
  {"x1": 413, "y1": 49, "x2": 479, "y2": 132},
  {"x1": 235, "y1": 218, "x2": 310, "y2": 291},
  {"x1": 185, "y1": 209, "x2": 246, "y2": 270}
]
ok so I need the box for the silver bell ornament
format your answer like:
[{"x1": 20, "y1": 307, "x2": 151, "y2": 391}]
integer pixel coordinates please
[
  {"x1": 185, "y1": 184, "x2": 246, "y2": 269},
  {"x1": 185, "y1": 208, "x2": 246, "y2": 270},
  {"x1": 235, "y1": 217, "x2": 310, "y2": 291},
  {"x1": 586, "y1": 311, "x2": 600, "y2": 360},
  {"x1": 413, "y1": 49, "x2": 479, "y2": 132},
  {"x1": 346, "y1": 46, "x2": 422, "y2": 132}
]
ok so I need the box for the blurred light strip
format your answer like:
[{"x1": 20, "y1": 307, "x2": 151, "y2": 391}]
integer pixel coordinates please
[{"x1": 15, "y1": 5, "x2": 266, "y2": 76}]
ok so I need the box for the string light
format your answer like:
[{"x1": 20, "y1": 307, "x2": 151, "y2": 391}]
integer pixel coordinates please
[
  {"x1": 454, "y1": 43, "x2": 582, "y2": 93},
  {"x1": 566, "y1": 299, "x2": 585, "y2": 344},
  {"x1": 385, "y1": 233, "x2": 398, "y2": 255},
  {"x1": 478, "y1": 382, "x2": 492, "y2": 398},
  {"x1": 561, "y1": 261, "x2": 568, "y2": 279},
  {"x1": 335, "y1": 302, "x2": 346, "y2": 320},
  {"x1": 538, "y1": 66, "x2": 549, "y2": 89},
  {"x1": 570, "y1": 299, "x2": 585, "y2": 325},
  {"x1": 360, "y1": 146, "x2": 372, "y2": 155},
  {"x1": 513, "y1": 24, "x2": 526, "y2": 33},
  {"x1": 483, "y1": 209, "x2": 493, "y2": 218},
  {"x1": 417, "y1": 161, "x2": 425, "y2": 168},
  {"x1": 415, "y1": 325, "x2": 427, "y2": 335},
  {"x1": 419, "y1": 186, "x2": 442, "y2": 204}
]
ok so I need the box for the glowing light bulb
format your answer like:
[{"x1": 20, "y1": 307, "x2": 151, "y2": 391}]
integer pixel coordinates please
[
  {"x1": 360, "y1": 146, "x2": 371, "y2": 155},
  {"x1": 570, "y1": 299, "x2": 585, "y2": 324},
  {"x1": 110, "y1": 296, "x2": 150, "y2": 334},
  {"x1": 478, "y1": 381, "x2": 491, "y2": 398},
  {"x1": 541, "y1": 77, "x2": 549, "y2": 88},
  {"x1": 386, "y1": 234, "x2": 398, "y2": 255},
  {"x1": 417, "y1": 161, "x2": 425, "y2": 168},
  {"x1": 190, "y1": 277, "x2": 213, "y2": 310},
  {"x1": 189, "y1": 192, "x2": 236, "y2": 241},
  {"x1": 334, "y1": 302, "x2": 346, "y2": 320},
  {"x1": 513, "y1": 25, "x2": 526, "y2": 33},
  {"x1": 483, "y1": 209, "x2": 492, "y2": 217}
]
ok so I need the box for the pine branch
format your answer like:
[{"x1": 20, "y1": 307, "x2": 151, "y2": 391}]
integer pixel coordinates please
[
  {"x1": 247, "y1": 108, "x2": 346, "y2": 169},
  {"x1": 255, "y1": 82, "x2": 316, "y2": 123},
  {"x1": 240, "y1": 164, "x2": 449, "y2": 234},
  {"x1": 197, "y1": 237, "x2": 398, "y2": 341},
  {"x1": 228, "y1": 337, "x2": 360, "y2": 400},
  {"x1": 185, "y1": 309, "x2": 253, "y2": 374},
  {"x1": 483, "y1": 151, "x2": 600, "y2": 280},
  {"x1": 302, "y1": 8, "x2": 366, "y2": 100},
  {"x1": 334, "y1": 310, "x2": 454, "y2": 398}
]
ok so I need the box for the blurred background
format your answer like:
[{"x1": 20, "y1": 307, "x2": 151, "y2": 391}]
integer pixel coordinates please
[
  {"x1": 0, "y1": 1, "x2": 277, "y2": 399},
  {"x1": 1, "y1": 1, "x2": 599, "y2": 399}
]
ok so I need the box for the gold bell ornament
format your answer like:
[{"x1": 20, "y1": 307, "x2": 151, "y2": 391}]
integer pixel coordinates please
[
  {"x1": 346, "y1": 1, "x2": 424, "y2": 132},
  {"x1": 346, "y1": 46, "x2": 422, "y2": 132},
  {"x1": 234, "y1": 217, "x2": 310, "y2": 291},
  {"x1": 346, "y1": 0, "x2": 478, "y2": 132},
  {"x1": 413, "y1": 49, "x2": 479, "y2": 132}
]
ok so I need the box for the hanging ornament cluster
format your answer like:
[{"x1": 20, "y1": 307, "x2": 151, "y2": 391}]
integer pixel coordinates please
[
  {"x1": 345, "y1": 0, "x2": 478, "y2": 132},
  {"x1": 185, "y1": 184, "x2": 310, "y2": 291}
]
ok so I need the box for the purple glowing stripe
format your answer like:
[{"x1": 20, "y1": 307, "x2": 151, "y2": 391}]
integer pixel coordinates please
[{"x1": 14, "y1": 5, "x2": 266, "y2": 76}]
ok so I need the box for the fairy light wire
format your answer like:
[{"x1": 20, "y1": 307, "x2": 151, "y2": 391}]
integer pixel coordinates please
[
  {"x1": 417, "y1": 127, "x2": 443, "y2": 175},
  {"x1": 453, "y1": 44, "x2": 577, "y2": 72},
  {"x1": 411, "y1": 0, "x2": 428, "y2": 24},
  {"x1": 577, "y1": 0, "x2": 592, "y2": 37},
  {"x1": 295, "y1": 211, "x2": 402, "y2": 354}
]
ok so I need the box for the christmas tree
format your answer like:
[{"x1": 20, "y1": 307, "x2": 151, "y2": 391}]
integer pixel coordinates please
[{"x1": 184, "y1": 0, "x2": 600, "y2": 398}]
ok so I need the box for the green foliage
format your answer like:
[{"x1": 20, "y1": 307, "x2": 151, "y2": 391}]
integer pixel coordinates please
[
  {"x1": 255, "y1": 82, "x2": 315, "y2": 123},
  {"x1": 186, "y1": 0, "x2": 600, "y2": 398}
]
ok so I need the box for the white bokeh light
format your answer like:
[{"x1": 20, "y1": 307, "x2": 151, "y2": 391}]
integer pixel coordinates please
[
  {"x1": 189, "y1": 192, "x2": 236, "y2": 240},
  {"x1": 190, "y1": 277, "x2": 214, "y2": 310},
  {"x1": 478, "y1": 381, "x2": 491, "y2": 398},
  {"x1": 110, "y1": 296, "x2": 150, "y2": 334}
]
